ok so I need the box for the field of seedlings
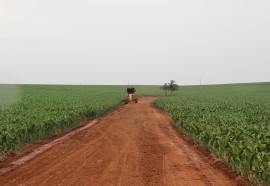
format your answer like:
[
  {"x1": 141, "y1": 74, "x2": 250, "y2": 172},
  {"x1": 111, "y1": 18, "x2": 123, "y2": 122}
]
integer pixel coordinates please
[
  {"x1": 153, "y1": 83, "x2": 270, "y2": 185},
  {"x1": 1, "y1": 83, "x2": 270, "y2": 185},
  {"x1": 0, "y1": 84, "x2": 161, "y2": 154},
  {"x1": 0, "y1": 85, "x2": 124, "y2": 153}
]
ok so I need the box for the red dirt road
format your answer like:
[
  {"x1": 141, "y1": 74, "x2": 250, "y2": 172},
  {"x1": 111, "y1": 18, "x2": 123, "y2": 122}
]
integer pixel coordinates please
[{"x1": 1, "y1": 97, "x2": 240, "y2": 186}]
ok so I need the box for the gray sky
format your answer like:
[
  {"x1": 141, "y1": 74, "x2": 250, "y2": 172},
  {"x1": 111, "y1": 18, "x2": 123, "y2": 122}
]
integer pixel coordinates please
[{"x1": 1, "y1": 0, "x2": 270, "y2": 85}]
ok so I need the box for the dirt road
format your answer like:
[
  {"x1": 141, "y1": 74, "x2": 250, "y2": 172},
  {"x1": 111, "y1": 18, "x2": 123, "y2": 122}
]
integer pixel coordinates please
[{"x1": 0, "y1": 97, "x2": 239, "y2": 185}]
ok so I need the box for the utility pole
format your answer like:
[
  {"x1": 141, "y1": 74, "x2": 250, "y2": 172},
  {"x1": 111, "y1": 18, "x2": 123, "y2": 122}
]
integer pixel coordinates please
[{"x1": 200, "y1": 77, "x2": 202, "y2": 86}]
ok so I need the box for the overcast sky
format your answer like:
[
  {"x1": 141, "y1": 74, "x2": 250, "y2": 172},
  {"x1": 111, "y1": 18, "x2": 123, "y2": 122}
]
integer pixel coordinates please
[{"x1": 0, "y1": 0, "x2": 270, "y2": 85}]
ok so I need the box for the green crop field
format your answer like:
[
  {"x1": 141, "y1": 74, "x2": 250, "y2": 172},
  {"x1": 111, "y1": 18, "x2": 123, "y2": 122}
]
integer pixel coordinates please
[
  {"x1": 153, "y1": 82, "x2": 270, "y2": 185},
  {"x1": 1, "y1": 83, "x2": 270, "y2": 184},
  {"x1": 0, "y1": 85, "x2": 120, "y2": 153},
  {"x1": 0, "y1": 84, "x2": 161, "y2": 154}
]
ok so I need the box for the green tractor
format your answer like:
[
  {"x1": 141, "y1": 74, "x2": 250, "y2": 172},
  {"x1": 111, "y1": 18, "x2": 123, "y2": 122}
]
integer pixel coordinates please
[{"x1": 124, "y1": 88, "x2": 138, "y2": 104}]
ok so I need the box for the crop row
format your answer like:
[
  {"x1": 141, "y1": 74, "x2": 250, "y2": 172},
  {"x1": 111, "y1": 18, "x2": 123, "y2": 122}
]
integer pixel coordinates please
[
  {"x1": 0, "y1": 85, "x2": 162, "y2": 154},
  {"x1": 0, "y1": 85, "x2": 125, "y2": 153},
  {"x1": 153, "y1": 84, "x2": 270, "y2": 185}
]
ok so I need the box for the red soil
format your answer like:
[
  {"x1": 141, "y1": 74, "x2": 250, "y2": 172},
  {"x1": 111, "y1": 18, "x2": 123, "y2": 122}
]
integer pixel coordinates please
[{"x1": 0, "y1": 97, "x2": 248, "y2": 186}]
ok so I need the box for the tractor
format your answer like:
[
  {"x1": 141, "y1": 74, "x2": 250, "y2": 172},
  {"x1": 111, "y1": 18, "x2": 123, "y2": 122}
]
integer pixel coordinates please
[{"x1": 124, "y1": 87, "x2": 138, "y2": 104}]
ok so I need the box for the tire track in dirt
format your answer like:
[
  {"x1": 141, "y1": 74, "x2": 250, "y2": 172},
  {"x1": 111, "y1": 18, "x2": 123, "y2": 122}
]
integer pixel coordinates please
[{"x1": 0, "y1": 97, "x2": 245, "y2": 186}]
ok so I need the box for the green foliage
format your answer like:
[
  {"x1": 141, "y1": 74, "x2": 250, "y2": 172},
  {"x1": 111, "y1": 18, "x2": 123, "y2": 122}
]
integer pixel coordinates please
[
  {"x1": 0, "y1": 85, "x2": 121, "y2": 153},
  {"x1": 161, "y1": 83, "x2": 169, "y2": 96},
  {"x1": 161, "y1": 80, "x2": 178, "y2": 96},
  {"x1": 0, "y1": 84, "x2": 161, "y2": 154},
  {"x1": 168, "y1": 80, "x2": 178, "y2": 93},
  {"x1": 153, "y1": 83, "x2": 270, "y2": 185}
]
